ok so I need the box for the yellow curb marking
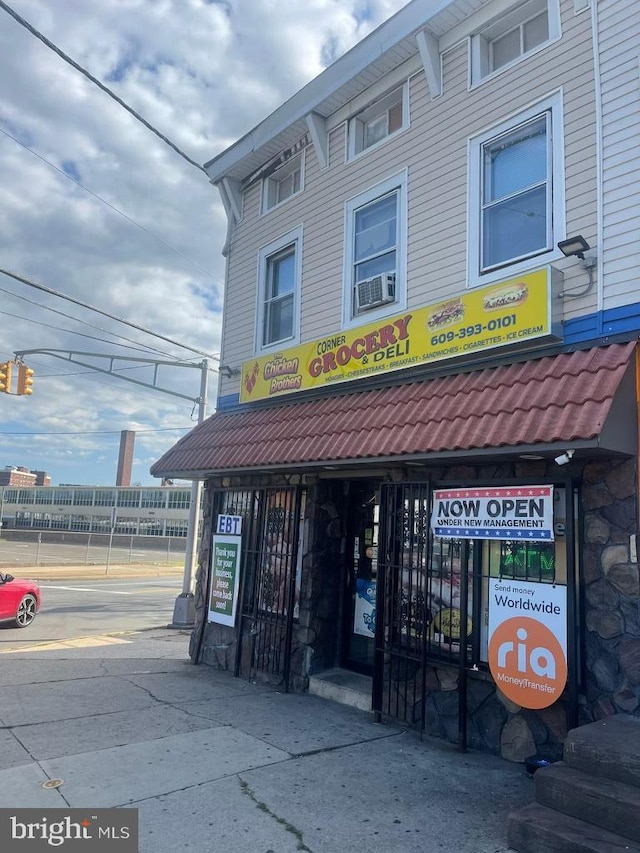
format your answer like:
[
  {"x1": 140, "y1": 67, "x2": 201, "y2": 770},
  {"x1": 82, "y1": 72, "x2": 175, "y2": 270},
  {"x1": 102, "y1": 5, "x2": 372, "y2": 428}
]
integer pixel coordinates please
[{"x1": 0, "y1": 634, "x2": 133, "y2": 654}]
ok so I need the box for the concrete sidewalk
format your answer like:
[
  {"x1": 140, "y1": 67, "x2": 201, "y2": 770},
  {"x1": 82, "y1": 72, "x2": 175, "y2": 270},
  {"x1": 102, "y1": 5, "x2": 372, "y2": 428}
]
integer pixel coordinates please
[{"x1": 0, "y1": 627, "x2": 532, "y2": 852}]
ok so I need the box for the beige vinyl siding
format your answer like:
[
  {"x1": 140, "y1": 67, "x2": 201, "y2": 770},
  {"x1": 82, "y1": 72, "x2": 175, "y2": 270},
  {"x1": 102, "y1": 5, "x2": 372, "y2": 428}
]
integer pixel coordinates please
[
  {"x1": 219, "y1": 0, "x2": 599, "y2": 400},
  {"x1": 598, "y1": 0, "x2": 640, "y2": 313}
]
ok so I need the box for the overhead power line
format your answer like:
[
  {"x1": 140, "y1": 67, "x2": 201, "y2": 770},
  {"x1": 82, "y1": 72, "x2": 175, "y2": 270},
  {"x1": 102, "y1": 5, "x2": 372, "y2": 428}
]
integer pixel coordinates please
[
  {"x1": 0, "y1": 126, "x2": 219, "y2": 283},
  {"x1": 0, "y1": 267, "x2": 219, "y2": 361},
  {"x1": 0, "y1": 427, "x2": 191, "y2": 435},
  {"x1": 0, "y1": 0, "x2": 207, "y2": 174},
  {"x1": 0, "y1": 285, "x2": 188, "y2": 359}
]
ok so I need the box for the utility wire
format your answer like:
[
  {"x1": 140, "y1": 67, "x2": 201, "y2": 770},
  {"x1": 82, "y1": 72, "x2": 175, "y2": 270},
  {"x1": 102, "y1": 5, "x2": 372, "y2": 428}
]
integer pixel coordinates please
[
  {"x1": 0, "y1": 125, "x2": 220, "y2": 284},
  {"x1": 1, "y1": 427, "x2": 191, "y2": 435},
  {"x1": 0, "y1": 286, "x2": 192, "y2": 360},
  {"x1": 1, "y1": 305, "x2": 177, "y2": 354},
  {"x1": 0, "y1": 0, "x2": 207, "y2": 175},
  {"x1": 0, "y1": 267, "x2": 219, "y2": 361}
]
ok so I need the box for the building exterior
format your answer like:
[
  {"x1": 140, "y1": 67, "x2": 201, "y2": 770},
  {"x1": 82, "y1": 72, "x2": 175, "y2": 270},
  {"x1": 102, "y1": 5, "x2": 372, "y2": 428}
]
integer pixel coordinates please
[
  {"x1": 152, "y1": 0, "x2": 640, "y2": 761},
  {"x1": 0, "y1": 467, "x2": 51, "y2": 487},
  {"x1": 0, "y1": 485, "x2": 193, "y2": 538},
  {"x1": 116, "y1": 430, "x2": 136, "y2": 487}
]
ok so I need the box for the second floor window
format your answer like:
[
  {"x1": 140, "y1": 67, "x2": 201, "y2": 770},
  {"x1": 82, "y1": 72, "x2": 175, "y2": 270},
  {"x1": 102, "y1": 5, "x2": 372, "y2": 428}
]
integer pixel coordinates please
[
  {"x1": 482, "y1": 113, "x2": 550, "y2": 270},
  {"x1": 468, "y1": 94, "x2": 564, "y2": 284},
  {"x1": 343, "y1": 172, "x2": 407, "y2": 324},
  {"x1": 257, "y1": 227, "x2": 302, "y2": 350}
]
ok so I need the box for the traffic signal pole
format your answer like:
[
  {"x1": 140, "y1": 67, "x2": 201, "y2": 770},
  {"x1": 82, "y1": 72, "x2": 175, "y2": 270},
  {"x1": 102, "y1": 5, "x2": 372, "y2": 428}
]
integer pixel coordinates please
[
  {"x1": 12, "y1": 348, "x2": 213, "y2": 627},
  {"x1": 172, "y1": 358, "x2": 209, "y2": 628}
]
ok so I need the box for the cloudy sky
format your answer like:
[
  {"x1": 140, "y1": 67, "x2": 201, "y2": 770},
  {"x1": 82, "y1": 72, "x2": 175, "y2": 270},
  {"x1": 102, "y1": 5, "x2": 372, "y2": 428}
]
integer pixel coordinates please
[{"x1": 0, "y1": 0, "x2": 409, "y2": 486}]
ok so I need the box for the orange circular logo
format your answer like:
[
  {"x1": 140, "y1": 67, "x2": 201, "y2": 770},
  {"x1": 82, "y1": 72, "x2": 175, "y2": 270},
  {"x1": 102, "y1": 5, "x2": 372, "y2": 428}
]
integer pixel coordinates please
[{"x1": 488, "y1": 616, "x2": 567, "y2": 709}]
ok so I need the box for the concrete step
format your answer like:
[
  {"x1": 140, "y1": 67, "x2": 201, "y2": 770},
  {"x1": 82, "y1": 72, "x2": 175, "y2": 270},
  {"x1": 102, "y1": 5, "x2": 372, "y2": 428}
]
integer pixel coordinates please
[
  {"x1": 535, "y1": 762, "x2": 640, "y2": 843},
  {"x1": 507, "y1": 803, "x2": 640, "y2": 853},
  {"x1": 308, "y1": 668, "x2": 372, "y2": 712},
  {"x1": 563, "y1": 716, "x2": 640, "y2": 789}
]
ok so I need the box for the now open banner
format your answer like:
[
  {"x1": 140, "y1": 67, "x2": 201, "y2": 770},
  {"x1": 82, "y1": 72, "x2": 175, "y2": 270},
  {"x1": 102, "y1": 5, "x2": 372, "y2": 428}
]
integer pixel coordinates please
[
  {"x1": 430, "y1": 486, "x2": 554, "y2": 541},
  {"x1": 488, "y1": 579, "x2": 567, "y2": 709}
]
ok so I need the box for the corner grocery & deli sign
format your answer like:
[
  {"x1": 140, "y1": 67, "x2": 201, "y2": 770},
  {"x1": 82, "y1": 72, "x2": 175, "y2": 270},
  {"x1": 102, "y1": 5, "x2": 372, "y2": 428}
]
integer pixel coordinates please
[{"x1": 240, "y1": 267, "x2": 560, "y2": 403}]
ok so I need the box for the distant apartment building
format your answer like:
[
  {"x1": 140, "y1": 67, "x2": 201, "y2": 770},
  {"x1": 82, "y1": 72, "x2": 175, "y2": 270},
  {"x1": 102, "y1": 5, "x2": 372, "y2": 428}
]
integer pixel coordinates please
[{"x1": 0, "y1": 467, "x2": 51, "y2": 487}]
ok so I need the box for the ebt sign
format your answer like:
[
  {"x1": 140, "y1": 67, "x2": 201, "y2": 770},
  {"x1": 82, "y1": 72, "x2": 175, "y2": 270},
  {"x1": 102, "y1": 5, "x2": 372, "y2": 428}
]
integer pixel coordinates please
[{"x1": 488, "y1": 579, "x2": 567, "y2": 709}]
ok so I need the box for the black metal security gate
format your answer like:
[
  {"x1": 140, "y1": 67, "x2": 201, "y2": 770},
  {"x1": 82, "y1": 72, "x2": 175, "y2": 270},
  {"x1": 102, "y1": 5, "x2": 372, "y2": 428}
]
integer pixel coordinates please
[
  {"x1": 373, "y1": 479, "x2": 579, "y2": 744},
  {"x1": 374, "y1": 481, "x2": 437, "y2": 728},
  {"x1": 213, "y1": 486, "x2": 303, "y2": 690}
]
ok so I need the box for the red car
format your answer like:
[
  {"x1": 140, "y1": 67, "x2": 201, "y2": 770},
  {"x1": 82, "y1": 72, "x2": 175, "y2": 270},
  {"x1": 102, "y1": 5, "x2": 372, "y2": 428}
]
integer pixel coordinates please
[{"x1": 0, "y1": 572, "x2": 40, "y2": 627}]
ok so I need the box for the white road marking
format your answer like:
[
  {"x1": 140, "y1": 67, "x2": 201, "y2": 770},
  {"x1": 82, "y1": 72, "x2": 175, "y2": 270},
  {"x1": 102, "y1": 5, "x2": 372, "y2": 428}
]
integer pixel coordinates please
[{"x1": 42, "y1": 585, "x2": 133, "y2": 595}]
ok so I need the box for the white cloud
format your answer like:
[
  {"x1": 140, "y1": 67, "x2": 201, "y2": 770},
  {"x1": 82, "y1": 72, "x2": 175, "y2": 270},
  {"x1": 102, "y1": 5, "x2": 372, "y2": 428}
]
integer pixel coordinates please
[{"x1": 0, "y1": 0, "x2": 410, "y2": 485}]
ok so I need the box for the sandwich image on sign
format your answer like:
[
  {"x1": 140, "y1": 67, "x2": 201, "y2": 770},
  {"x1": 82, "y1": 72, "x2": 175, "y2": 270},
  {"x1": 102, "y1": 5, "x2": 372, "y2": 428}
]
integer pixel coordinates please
[
  {"x1": 427, "y1": 298, "x2": 465, "y2": 330},
  {"x1": 482, "y1": 282, "x2": 528, "y2": 311}
]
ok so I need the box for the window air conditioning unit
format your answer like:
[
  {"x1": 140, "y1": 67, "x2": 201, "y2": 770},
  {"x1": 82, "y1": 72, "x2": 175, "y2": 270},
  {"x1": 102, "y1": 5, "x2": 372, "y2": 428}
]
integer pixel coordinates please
[{"x1": 355, "y1": 273, "x2": 396, "y2": 312}]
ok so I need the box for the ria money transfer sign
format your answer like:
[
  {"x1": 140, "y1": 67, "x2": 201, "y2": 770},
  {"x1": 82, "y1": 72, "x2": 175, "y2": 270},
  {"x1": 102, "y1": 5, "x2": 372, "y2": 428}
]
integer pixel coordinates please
[
  {"x1": 430, "y1": 486, "x2": 554, "y2": 541},
  {"x1": 488, "y1": 579, "x2": 567, "y2": 709},
  {"x1": 240, "y1": 268, "x2": 559, "y2": 403}
]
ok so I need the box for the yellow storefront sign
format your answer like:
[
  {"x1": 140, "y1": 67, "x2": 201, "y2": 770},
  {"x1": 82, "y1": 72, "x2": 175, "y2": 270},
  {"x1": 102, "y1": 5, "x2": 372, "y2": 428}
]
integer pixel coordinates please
[{"x1": 240, "y1": 268, "x2": 560, "y2": 403}]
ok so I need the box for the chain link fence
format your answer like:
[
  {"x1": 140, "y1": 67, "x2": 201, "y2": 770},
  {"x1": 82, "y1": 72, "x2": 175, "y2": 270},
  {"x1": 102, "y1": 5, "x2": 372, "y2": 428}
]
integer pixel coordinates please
[{"x1": 0, "y1": 529, "x2": 186, "y2": 569}]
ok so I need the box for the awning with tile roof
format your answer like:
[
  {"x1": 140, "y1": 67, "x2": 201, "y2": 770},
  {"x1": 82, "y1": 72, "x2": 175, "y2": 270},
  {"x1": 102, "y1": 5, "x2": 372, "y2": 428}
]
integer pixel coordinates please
[{"x1": 151, "y1": 343, "x2": 637, "y2": 480}]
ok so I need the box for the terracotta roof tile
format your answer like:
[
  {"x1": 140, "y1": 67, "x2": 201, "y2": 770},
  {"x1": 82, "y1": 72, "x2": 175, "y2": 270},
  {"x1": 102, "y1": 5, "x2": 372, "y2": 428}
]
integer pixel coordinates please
[{"x1": 151, "y1": 343, "x2": 636, "y2": 477}]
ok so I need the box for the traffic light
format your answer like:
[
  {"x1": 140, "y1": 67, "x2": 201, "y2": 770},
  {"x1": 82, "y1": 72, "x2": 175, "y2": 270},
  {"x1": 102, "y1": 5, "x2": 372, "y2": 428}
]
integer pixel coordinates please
[
  {"x1": 16, "y1": 364, "x2": 34, "y2": 396},
  {"x1": 0, "y1": 361, "x2": 12, "y2": 393}
]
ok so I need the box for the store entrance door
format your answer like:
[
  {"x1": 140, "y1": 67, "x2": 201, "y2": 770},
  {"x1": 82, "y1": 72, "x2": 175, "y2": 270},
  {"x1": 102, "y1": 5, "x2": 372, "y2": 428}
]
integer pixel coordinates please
[{"x1": 341, "y1": 480, "x2": 379, "y2": 675}]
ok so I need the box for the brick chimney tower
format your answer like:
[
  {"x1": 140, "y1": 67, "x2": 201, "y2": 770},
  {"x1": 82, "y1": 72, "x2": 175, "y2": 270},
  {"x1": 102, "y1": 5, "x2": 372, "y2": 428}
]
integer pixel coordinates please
[{"x1": 116, "y1": 430, "x2": 135, "y2": 486}]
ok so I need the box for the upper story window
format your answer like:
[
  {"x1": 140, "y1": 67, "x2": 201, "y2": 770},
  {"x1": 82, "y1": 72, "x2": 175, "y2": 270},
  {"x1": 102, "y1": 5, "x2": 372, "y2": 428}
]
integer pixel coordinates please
[
  {"x1": 117, "y1": 489, "x2": 141, "y2": 508},
  {"x1": 141, "y1": 490, "x2": 167, "y2": 509},
  {"x1": 262, "y1": 154, "x2": 303, "y2": 212},
  {"x1": 468, "y1": 93, "x2": 565, "y2": 284},
  {"x1": 257, "y1": 227, "x2": 302, "y2": 351},
  {"x1": 471, "y1": 0, "x2": 560, "y2": 84},
  {"x1": 348, "y1": 84, "x2": 408, "y2": 159},
  {"x1": 167, "y1": 489, "x2": 191, "y2": 510},
  {"x1": 343, "y1": 172, "x2": 407, "y2": 325}
]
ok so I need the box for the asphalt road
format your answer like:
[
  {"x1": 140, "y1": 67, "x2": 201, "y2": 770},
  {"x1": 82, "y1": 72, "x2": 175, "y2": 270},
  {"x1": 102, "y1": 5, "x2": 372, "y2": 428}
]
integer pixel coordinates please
[{"x1": 0, "y1": 577, "x2": 183, "y2": 650}]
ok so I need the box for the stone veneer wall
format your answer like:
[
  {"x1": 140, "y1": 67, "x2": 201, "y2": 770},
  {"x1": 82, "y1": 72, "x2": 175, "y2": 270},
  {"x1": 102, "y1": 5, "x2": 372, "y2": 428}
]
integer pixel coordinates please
[
  {"x1": 189, "y1": 456, "x2": 640, "y2": 761},
  {"x1": 376, "y1": 457, "x2": 640, "y2": 761},
  {"x1": 581, "y1": 457, "x2": 640, "y2": 722},
  {"x1": 188, "y1": 478, "x2": 345, "y2": 688}
]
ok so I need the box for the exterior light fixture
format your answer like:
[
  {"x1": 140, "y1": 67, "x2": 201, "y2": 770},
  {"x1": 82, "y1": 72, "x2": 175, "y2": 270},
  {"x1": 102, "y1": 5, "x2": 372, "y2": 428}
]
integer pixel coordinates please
[
  {"x1": 557, "y1": 235, "x2": 590, "y2": 260},
  {"x1": 556, "y1": 236, "x2": 596, "y2": 300}
]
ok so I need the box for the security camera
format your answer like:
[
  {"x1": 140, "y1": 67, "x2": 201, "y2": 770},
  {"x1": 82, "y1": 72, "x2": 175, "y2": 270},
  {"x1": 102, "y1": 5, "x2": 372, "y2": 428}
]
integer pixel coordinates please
[{"x1": 554, "y1": 450, "x2": 574, "y2": 466}]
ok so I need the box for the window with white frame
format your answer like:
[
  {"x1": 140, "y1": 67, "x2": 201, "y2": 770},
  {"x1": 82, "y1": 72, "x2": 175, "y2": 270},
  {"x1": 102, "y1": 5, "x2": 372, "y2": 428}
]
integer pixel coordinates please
[
  {"x1": 471, "y1": 0, "x2": 560, "y2": 84},
  {"x1": 348, "y1": 84, "x2": 408, "y2": 158},
  {"x1": 263, "y1": 154, "x2": 303, "y2": 212},
  {"x1": 257, "y1": 227, "x2": 302, "y2": 350},
  {"x1": 344, "y1": 173, "x2": 407, "y2": 322},
  {"x1": 468, "y1": 94, "x2": 564, "y2": 281}
]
